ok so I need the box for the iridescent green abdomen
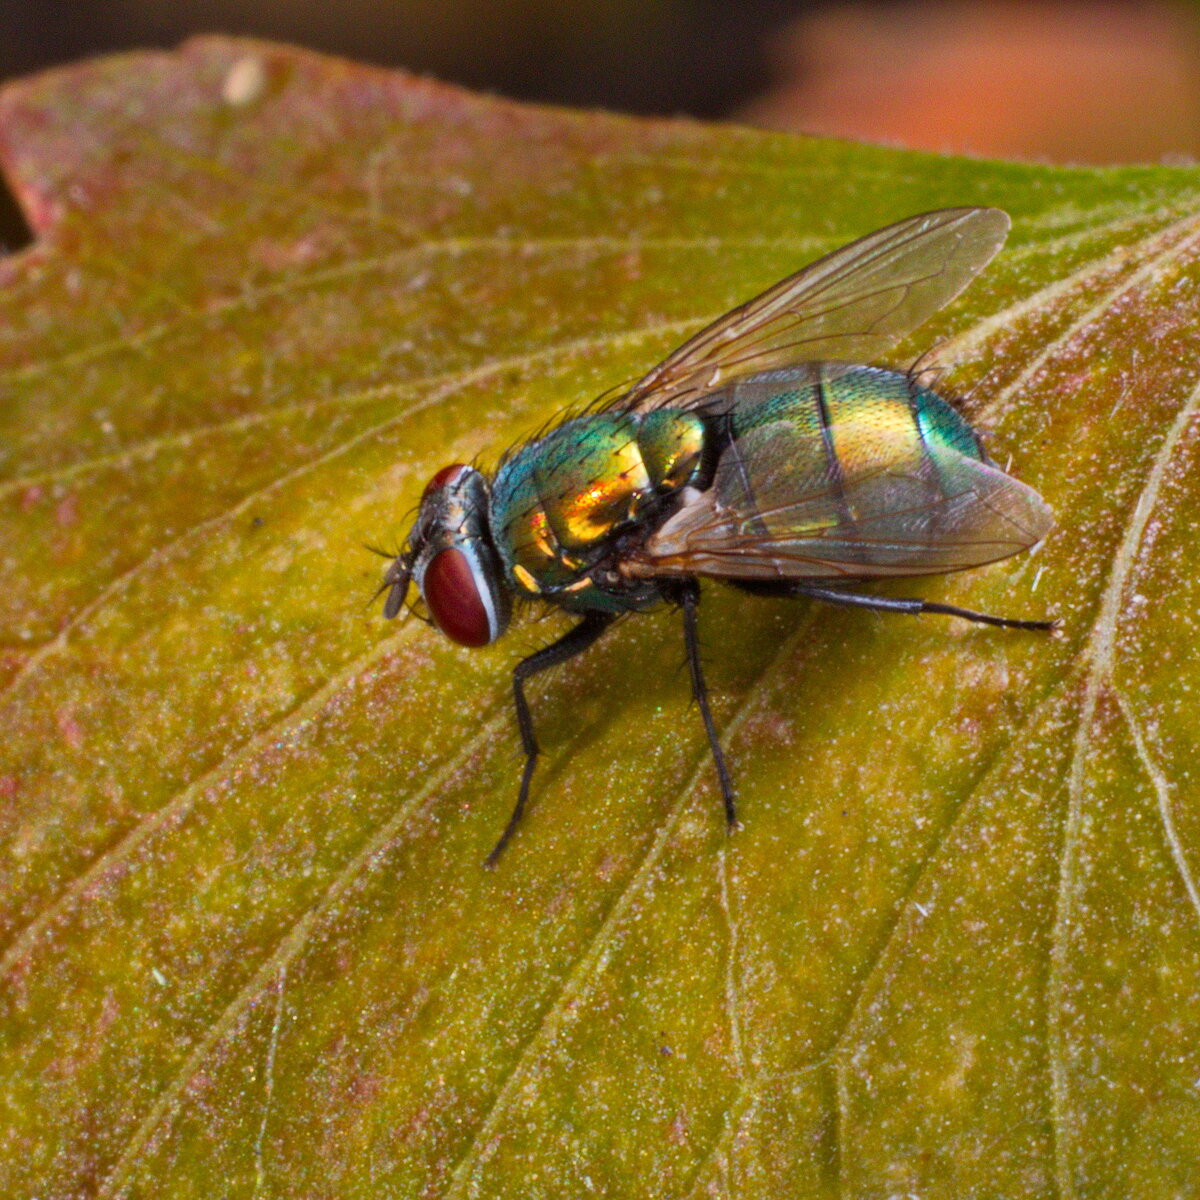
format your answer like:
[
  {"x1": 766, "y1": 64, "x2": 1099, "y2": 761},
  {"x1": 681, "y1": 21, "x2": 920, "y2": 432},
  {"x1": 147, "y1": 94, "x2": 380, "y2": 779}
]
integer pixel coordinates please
[
  {"x1": 490, "y1": 410, "x2": 706, "y2": 610},
  {"x1": 678, "y1": 364, "x2": 979, "y2": 542},
  {"x1": 725, "y1": 363, "x2": 982, "y2": 468}
]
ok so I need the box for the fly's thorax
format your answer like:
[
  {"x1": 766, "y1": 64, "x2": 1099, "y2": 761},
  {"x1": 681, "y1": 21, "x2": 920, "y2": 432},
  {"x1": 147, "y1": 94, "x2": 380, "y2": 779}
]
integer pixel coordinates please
[
  {"x1": 385, "y1": 463, "x2": 511, "y2": 647},
  {"x1": 489, "y1": 411, "x2": 707, "y2": 607}
]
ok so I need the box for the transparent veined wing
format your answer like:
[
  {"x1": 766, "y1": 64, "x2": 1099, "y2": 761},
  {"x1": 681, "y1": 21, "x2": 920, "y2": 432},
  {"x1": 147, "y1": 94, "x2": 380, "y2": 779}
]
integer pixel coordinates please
[
  {"x1": 618, "y1": 207, "x2": 1010, "y2": 413},
  {"x1": 628, "y1": 375, "x2": 1053, "y2": 580}
]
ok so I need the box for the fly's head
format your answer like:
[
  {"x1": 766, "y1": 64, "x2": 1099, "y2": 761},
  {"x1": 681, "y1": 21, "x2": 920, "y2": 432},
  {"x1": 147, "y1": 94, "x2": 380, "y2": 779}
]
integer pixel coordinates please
[{"x1": 380, "y1": 463, "x2": 511, "y2": 647}]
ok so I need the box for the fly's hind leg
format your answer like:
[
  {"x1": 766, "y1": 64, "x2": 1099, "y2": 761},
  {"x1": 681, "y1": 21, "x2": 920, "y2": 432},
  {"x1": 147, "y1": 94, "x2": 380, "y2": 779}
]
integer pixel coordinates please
[
  {"x1": 487, "y1": 611, "x2": 615, "y2": 867},
  {"x1": 676, "y1": 582, "x2": 739, "y2": 830},
  {"x1": 788, "y1": 583, "x2": 1056, "y2": 631}
]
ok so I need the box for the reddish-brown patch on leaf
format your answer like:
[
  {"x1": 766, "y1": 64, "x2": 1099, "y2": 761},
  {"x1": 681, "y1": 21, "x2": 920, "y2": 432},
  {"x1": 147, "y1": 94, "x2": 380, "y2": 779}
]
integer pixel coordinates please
[
  {"x1": 54, "y1": 706, "x2": 83, "y2": 749},
  {"x1": 54, "y1": 491, "x2": 78, "y2": 528}
]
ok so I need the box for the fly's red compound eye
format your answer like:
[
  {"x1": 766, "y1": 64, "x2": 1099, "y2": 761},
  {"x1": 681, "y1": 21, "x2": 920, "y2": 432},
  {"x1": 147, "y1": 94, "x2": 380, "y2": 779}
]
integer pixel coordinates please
[
  {"x1": 423, "y1": 547, "x2": 496, "y2": 647},
  {"x1": 422, "y1": 463, "x2": 468, "y2": 501}
]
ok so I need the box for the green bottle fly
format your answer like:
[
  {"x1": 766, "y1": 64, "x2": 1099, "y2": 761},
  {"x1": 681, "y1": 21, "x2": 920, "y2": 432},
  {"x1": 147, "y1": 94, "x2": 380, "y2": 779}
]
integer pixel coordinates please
[{"x1": 377, "y1": 208, "x2": 1054, "y2": 864}]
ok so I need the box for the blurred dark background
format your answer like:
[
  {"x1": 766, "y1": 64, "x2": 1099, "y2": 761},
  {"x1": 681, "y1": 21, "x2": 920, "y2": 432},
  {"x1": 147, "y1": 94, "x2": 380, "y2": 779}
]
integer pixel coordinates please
[{"x1": 2, "y1": 0, "x2": 1200, "y2": 249}]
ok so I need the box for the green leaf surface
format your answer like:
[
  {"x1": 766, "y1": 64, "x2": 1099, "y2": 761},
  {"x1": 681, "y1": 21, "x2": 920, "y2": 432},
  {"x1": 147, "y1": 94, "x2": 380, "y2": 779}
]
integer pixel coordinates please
[{"x1": 2, "y1": 36, "x2": 1200, "y2": 1199}]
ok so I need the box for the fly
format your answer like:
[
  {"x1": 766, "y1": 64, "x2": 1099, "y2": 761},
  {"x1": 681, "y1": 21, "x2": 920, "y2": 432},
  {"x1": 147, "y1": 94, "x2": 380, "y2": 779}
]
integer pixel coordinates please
[{"x1": 376, "y1": 208, "x2": 1055, "y2": 865}]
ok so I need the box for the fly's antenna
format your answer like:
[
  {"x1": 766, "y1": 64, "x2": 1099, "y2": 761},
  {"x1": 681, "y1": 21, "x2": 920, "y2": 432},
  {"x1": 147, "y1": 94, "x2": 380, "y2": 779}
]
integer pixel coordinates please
[
  {"x1": 365, "y1": 575, "x2": 394, "y2": 612},
  {"x1": 403, "y1": 592, "x2": 433, "y2": 626},
  {"x1": 362, "y1": 540, "x2": 419, "y2": 621},
  {"x1": 381, "y1": 551, "x2": 415, "y2": 620},
  {"x1": 363, "y1": 543, "x2": 398, "y2": 613}
]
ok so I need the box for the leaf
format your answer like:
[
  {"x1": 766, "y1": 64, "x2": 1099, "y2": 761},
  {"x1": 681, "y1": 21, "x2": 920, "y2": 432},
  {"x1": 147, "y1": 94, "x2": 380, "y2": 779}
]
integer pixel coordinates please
[{"x1": 2, "y1": 35, "x2": 1200, "y2": 1199}]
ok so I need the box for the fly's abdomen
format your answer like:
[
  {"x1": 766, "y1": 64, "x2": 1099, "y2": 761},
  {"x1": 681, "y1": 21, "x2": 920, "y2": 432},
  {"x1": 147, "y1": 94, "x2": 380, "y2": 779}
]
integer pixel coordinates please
[
  {"x1": 818, "y1": 366, "x2": 987, "y2": 534},
  {"x1": 633, "y1": 363, "x2": 1048, "y2": 582},
  {"x1": 716, "y1": 365, "x2": 983, "y2": 535},
  {"x1": 490, "y1": 411, "x2": 705, "y2": 604}
]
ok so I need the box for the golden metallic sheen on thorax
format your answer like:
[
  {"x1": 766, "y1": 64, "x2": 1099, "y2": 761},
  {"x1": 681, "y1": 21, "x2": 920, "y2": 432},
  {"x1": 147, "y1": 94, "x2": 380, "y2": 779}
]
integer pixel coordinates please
[
  {"x1": 541, "y1": 423, "x2": 652, "y2": 549},
  {"x1": 490, "y1": 412, "x2": 706, "y2": 597}
]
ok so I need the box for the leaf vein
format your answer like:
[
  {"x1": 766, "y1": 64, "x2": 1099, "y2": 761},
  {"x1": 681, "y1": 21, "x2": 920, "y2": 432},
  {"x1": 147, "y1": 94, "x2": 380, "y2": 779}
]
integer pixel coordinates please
[{"x1": 1114, "y1": 688, "x2": 1200, "y2": 930}]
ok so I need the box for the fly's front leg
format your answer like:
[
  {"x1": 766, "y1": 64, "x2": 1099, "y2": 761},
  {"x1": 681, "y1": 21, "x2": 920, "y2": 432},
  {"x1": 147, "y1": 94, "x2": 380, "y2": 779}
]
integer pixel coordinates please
[
  {"x1": 487, "y1": 611, "x2": 615, "y2": 867},
  {"x1": 792, "y1": 584, "x2": 1056, "y2": 631},
  {"x1": 678, "y1": 582, "x2": 739, "y2": 830}
]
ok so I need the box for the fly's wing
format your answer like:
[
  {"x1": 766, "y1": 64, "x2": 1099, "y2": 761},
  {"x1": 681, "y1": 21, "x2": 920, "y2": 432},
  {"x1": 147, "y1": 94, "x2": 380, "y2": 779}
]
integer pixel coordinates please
[
  {"x1": 637, "y1": 416, "x2": 1053, "y2": 580},
  {"x1": 619, "y1": 208, "x2": 1010, "y2": 413}
]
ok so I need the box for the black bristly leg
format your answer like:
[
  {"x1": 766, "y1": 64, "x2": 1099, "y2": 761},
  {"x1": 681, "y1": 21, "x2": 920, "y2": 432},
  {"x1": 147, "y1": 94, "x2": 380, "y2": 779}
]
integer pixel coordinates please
[
  {"x1": 791, "y1": 584, "x2": 1056, "y2": 631},
  {"x1": 679, "y1": 583, "x2": 739, "y2": 830},
  {"x1": 486, "y1": 611, "x2": 615, "y2": 867}
]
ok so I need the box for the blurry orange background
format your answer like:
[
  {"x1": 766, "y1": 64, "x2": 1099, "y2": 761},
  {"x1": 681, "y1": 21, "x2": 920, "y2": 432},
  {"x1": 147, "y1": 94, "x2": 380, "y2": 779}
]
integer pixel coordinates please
[{"x1": 746, "y1": 1, "x2": 1200, "y2": 163}]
